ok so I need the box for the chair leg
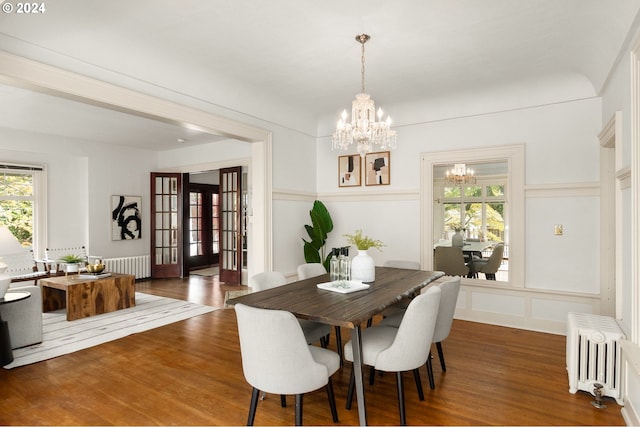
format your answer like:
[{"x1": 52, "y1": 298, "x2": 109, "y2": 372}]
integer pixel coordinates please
[
  {"x1": 281, "y1": 395, "x2": 287, "y2": 407},
  {"x1": 412, "y1": 368, "x2": 424, "y2": 401},
  {"x1": 369, "y1": 366, "x2": 376, "y2": 385},
  {"x1": 335, "y1": 326, "x2": 343, "y2": 367},
  {"x1": 326, "y1": 378, "x2": 339, "y2": 423},
  {"x1": 346, "y1": 367, "x2": 355, "y2": 410},
  {"x1": 247, "y1": 387, "x2": 260, "y2": 426},
  {"x1": 396, "y1": 371, "x2": 406, "y2": 426},
  {"x1": 426, "y1": 354, "x2": 435, "y2": 390},
  {"x1": 295, "y1": 394, "x2": 303, "y2": 426},
  {"x1": 436, "y1": 341, "x2": 446, "y2": 372}
]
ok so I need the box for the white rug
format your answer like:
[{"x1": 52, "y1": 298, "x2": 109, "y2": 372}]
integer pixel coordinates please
[
  {"x1": 190, "y1": 266, "x2": 219, "y2": 277},
  {"x1": 4, "y1": 292, "x2": 218, "y2": 369}
]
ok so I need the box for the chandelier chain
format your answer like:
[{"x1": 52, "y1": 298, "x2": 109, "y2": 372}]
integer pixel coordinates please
[{"x1": 360, "y1": 37, "x2": 366, "y2": 94}]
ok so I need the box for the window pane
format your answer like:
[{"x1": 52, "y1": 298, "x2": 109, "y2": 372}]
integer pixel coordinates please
[
  {"x1": 464, "y1": 202, "x2": 483, "y2": 238},
  {"x1": 444, "y1": 186, "x2": 460, "y2": 198},
  {"x1": 487, "y1": 202, "x2": 505, "y2": 241},
  {"x1": 464, "y1": 186, "x2": 482, "y2": 197},
  {"x1": 487, "y1": 185, "x2": 505, "y2": 197},
  {"x1": 0, "y1": 173, "x2": 33, "y2": 196}
]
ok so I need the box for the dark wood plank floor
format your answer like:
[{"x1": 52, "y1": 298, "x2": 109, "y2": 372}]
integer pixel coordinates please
[{"x1": 0, "y1": 274, "x2": 626, "y2": 426}]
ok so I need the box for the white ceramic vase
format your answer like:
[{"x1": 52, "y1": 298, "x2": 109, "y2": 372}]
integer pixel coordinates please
[
  {"x1": 65, "y1": 263, "x2": 80, "y2": 273},
  {"x1": 350, "y1": 249, "x2": 375, "y2": 283},
  {"x1": 452, "y1": 230, "x2": 464, "y2": 247}
]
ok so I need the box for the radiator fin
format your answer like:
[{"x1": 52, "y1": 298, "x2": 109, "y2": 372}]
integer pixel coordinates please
[
  {"x1": 102, "y1": 255, "x2": 151, "y2": 279},
  {"x1": 567, "y1": 312, "x2": 625, "y2": 405}
]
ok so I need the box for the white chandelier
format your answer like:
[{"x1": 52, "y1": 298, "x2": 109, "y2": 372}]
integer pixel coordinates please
[
  {"x1": 445, "y1": 164, "x2": 476, "y2": 185},
  {"x1": 332, "y1": 34, "x2": 397, "y2": 157}
]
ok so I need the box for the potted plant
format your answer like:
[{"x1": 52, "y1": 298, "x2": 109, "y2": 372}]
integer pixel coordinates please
[
  {"x1": 58, "y1": 254, "x2": 85, "y2": 274},
  {"x1": 302, "y1": 200, "x2": 334, "y2": 271},
  {"x1": 344, "y1": 229, "x2": 384, "y2": 282}
]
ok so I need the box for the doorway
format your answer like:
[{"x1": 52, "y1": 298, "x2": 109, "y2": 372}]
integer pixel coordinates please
[{"x1": 187, "y1": 181, "x2": 220, "y2": 271}]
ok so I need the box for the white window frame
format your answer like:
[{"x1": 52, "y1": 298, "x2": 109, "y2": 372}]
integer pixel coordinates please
[{"x1": 0, "y1": 162, "x2": 47, "y2": 258}]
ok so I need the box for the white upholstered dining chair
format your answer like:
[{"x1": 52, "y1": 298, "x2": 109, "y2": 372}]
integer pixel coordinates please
[
  {"x1": 380, "y1": 277, "x2": 461, "y2": 389},
  {"x1": 295, "y1": 263, "x2": 344, "y2": 365},
  {"x1": 343, "y1": 286, "x2": 441, "y2": 425},
  {"x1": 235, "y1": 303, "x2": 340, "y2": 426},
  {"x1": 248, "y1": 271, "x2": 332, "y2": 347},
  {"x1": 296, "y1": 263, "x2": 327, "y2": 280}
]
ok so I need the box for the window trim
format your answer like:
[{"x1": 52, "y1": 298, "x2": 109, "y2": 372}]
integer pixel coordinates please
[
  {"x1": 421, "y1": 145, "x2": 525, "y2": 287},
  {"x1": 0, "y1": 162, "x2": 47, "y2": 258}
]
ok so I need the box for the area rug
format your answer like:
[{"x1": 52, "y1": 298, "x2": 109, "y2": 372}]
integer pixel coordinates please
[
  {"x1": 4, "y1": 292, "x2": 218, "y2": 369},
  {"x1": 190, "y1": 266, "x2": 219, "y2": 277},
  {"x1": 224, "y1": 288, "x2": 252, "y2": 308}
]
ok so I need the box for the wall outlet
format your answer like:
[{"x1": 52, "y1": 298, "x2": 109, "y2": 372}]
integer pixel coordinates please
[{"x1": 554, "y1": 224, "x2": 563, "y2": 236}]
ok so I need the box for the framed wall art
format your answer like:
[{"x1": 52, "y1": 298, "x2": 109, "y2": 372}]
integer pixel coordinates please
[
  {"x1": 338, "y1": 154, "x2": 361, "y2": 187},
  {"x1": 365, "y1": 151, "x2": 390, "y2": 186},
  {"x1": 111, "y1": 195, "x2": 142, "y2": 240}
]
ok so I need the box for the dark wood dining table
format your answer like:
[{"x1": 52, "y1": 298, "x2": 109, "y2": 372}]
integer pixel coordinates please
[{"x1": 227, "y1": 266, "x2": 444, "y2": 426}]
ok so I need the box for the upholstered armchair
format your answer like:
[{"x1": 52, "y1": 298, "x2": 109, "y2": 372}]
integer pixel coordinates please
[{"x1": 0, "y1": 250, "x2": 47, "y2": 348}]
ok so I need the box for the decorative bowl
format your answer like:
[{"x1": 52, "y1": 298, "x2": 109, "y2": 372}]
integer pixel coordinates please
[{"x1": 85, "y1": 263, "x2": 105, "y2": 274}]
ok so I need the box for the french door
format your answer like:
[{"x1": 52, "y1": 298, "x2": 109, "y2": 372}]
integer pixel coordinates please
[
  {"x1": 150, "y1": 172, "x2": 183, "y2": 278},
  {"x1": 219, "y1": 167, "x2": 242, "y2": 284},
  {"x1": 187, "y1": 183, "x2": 220, "y2": 270}
]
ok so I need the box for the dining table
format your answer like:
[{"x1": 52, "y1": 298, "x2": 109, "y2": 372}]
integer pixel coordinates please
[{"x1": 227, "y1": 266, "x2": 444, "y2": 426}]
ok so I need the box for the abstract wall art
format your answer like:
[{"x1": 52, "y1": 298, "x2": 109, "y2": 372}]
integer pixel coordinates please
[{"x1": 111, "y1": 195, "x2": 142, "y2": 240}]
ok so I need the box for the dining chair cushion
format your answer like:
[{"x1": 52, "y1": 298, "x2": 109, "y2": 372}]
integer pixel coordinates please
[
  {"x1": 235, "y1": 303, "x2": 339, "y2": 395},
  {"x1": 344, "y1": 286, "x2": 442, "y2": 372}
]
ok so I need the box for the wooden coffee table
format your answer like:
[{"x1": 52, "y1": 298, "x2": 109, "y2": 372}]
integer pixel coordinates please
[{"x1": 40, "y1": 273, "x2": 136, "y2": 321}]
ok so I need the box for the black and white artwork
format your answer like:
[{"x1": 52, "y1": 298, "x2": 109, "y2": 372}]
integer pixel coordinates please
[{"x1": 111, "y1": 195, "x2": 141, "y2": 240}]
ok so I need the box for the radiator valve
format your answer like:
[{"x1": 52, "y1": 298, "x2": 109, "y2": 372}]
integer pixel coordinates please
[{"x1": 591, "y1": 383, "x2": 606, "y2": 409}]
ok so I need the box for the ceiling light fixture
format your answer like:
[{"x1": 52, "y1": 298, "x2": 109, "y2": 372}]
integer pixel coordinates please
[
  {"x1": 332, "y1": 34, "x2": 397, "y2": 157},
  {"x1": 445, "y1": 164, "x2": 476, "y2": 185}
]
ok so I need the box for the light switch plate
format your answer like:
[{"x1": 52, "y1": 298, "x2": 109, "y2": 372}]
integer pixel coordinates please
[{"x1": 554, "y1": 224, "x2": 563, "y2": 236}]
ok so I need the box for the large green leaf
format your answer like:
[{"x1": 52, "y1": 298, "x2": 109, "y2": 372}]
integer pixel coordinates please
[
  {"x1": 302, "y1": 200, "x2": 333, "y2": 267},
  {"x1": 303, "y1": 241, "x2": 321, "y2": 263},
  {"x1": 312, "y1": 200, "x2": 333, "y2": 235}
]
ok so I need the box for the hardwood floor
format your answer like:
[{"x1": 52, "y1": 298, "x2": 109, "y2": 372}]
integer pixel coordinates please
[{"x1": 0, "y1": 274, "x2": 626, "y2": 426}]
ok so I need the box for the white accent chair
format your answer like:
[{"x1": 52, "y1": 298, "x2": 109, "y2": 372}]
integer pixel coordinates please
[
  {"x1": 380, "y1": 277, "x2": 461, "y2": 389},
  {"x1": 344, "y1": 286, "x2": 441, "y2": 425},
  {"x1": 0, "y1": 250, "x2": 47, "y2": 348},
  {"x1": 249, "y1": 272, "x2": 332, "y2": 347},
  {"x1": 296, "y1": 263, "x2": 327, "y2": 280},
  {"x1": 45, "y1": 246, "x2": 97, "y2": 274},
  {"x1": 235, "y1": 303, "x2": 340, "y2": 426},
  {"x1": 296, "y1": 263, "x2": 344, "y2": 365}
]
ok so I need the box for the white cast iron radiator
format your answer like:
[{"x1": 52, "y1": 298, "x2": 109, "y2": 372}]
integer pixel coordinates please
[
  {"x1": 566, "y1": 312, "x2": 625, "y2": 405},
  {"x1": 103, "y1": 255, "x2": 151, "y2": 279}
]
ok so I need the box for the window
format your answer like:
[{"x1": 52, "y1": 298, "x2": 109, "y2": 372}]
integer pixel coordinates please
[
  {"x1": 0, "y1": 163, "x2": 46, "y2": 256},
  {"x1": 442, "y1": 182, "x2": 506, "y2": 242},
  {"x1": 422, "y1": 145, "x2": 524, "y2": 287},
  {"x1": 189, "y1": 192, "x2": 203, "y2": 256}
]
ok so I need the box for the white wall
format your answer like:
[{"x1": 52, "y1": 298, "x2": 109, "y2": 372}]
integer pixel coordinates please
[
  {"x1": 314, "y1": 78, "x2": 604, "y2": 333},
  {"x1": 0, "y1": 127, "x2": 156, "y2": 259}
]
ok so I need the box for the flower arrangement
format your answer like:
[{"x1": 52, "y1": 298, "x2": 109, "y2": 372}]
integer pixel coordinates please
[{"x1": 343, "y1": 229, "x2": 385, "y2": 251}]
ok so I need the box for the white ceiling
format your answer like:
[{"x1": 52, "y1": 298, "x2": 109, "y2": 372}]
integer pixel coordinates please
[{"x1": 0, "y1": 0, "x2": 638, "y2": 150}]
